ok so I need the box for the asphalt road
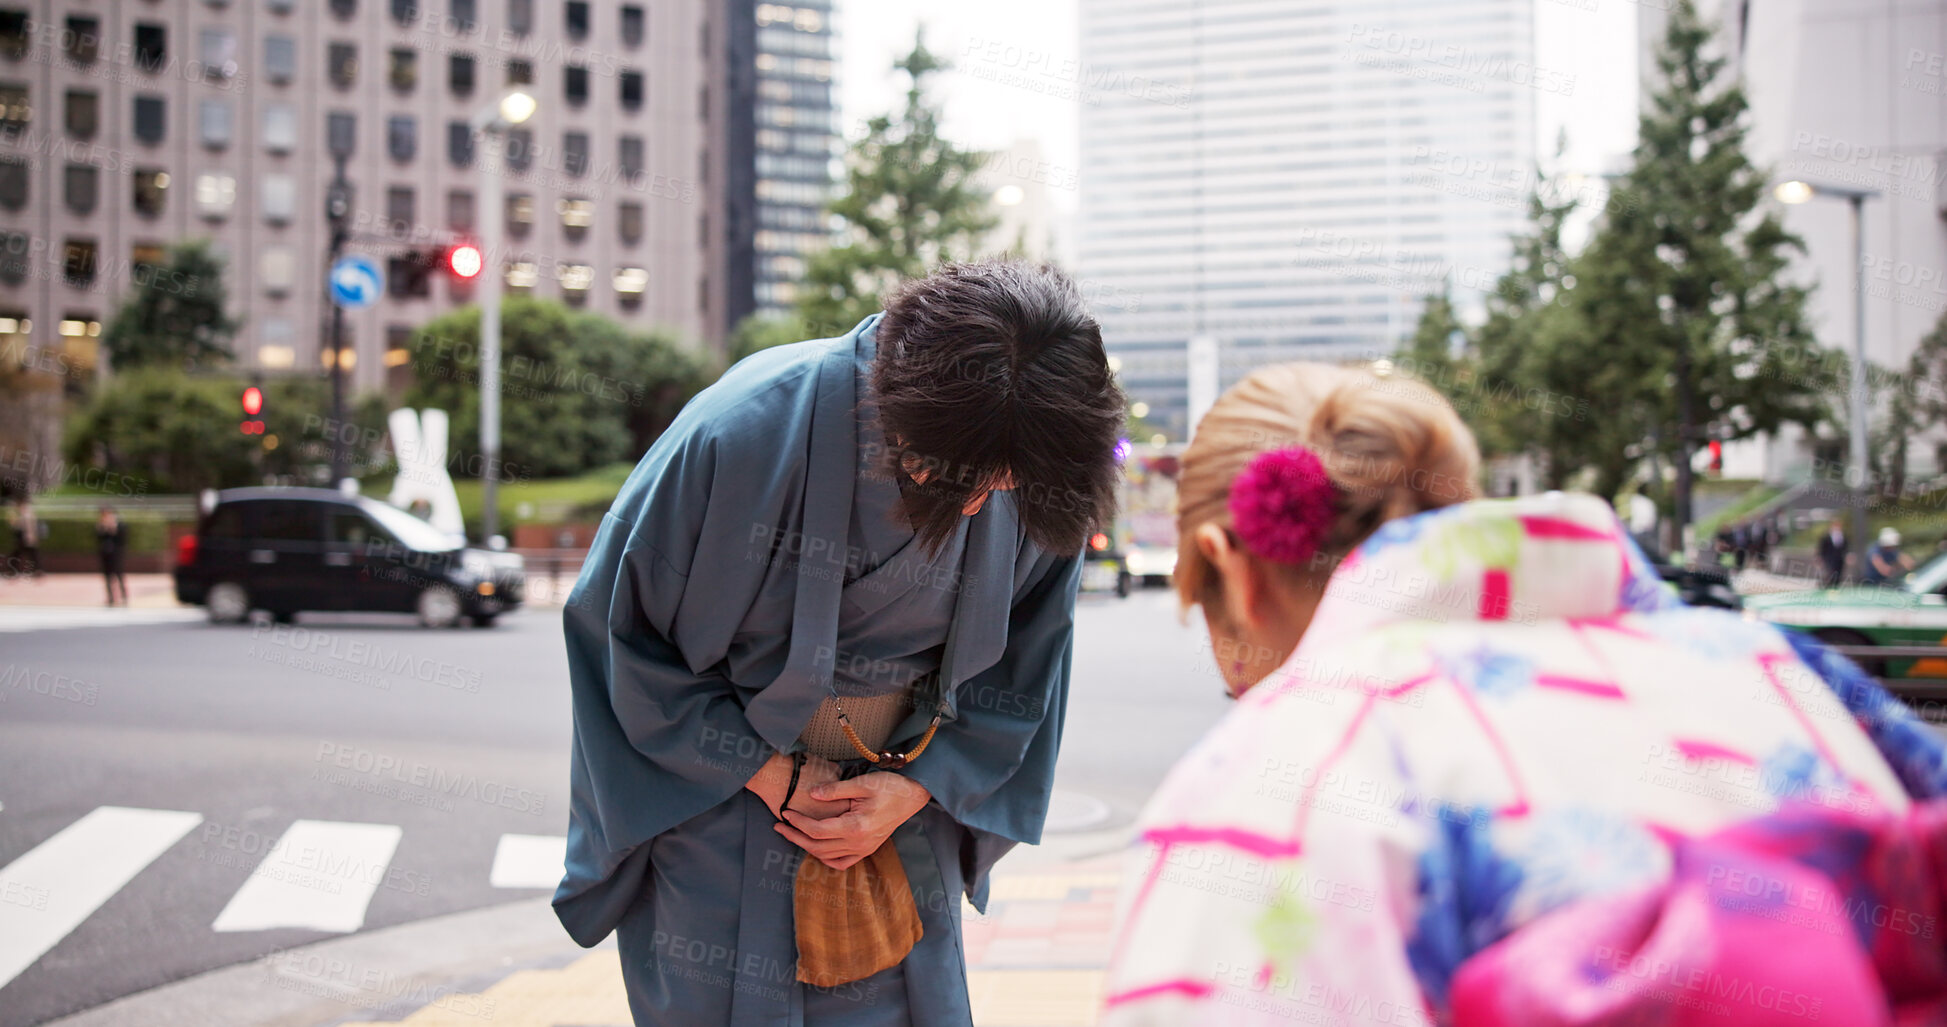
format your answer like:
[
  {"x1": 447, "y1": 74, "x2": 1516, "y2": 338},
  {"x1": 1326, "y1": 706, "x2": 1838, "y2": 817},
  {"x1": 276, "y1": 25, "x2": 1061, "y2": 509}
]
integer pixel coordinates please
[{"x1": 0, "y1": 587, "x2": 1227, "y2": 1026}]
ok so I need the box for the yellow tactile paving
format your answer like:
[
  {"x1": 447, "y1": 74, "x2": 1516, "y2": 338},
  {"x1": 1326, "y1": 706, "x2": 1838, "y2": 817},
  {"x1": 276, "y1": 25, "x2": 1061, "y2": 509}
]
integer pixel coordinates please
[{"x1": 967, "y1": 969, "x2": 1107, "y2": 1026}]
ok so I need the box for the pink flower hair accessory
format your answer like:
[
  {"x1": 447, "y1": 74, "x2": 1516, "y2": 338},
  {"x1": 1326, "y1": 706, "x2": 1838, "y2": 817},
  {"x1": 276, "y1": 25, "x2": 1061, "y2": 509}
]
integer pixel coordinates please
[{"x1": 1228, "y1": 446, "x2": 1337, "y2": 565}]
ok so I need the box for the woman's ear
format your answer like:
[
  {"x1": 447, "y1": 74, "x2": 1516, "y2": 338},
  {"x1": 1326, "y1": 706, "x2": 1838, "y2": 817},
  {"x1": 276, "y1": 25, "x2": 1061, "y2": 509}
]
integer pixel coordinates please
[{"x1": 1195, "y1": 522, "x2": 1265, "y2": 630}]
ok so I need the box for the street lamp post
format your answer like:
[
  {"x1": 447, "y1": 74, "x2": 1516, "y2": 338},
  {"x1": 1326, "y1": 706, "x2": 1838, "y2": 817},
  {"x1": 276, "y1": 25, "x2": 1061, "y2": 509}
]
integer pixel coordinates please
[
  {"x1": 468, "y1": 90, "x2": 536, "y2": 546},
  {"x1": 1775, "y1": 179, "x2": 1879, "y2": 582}
]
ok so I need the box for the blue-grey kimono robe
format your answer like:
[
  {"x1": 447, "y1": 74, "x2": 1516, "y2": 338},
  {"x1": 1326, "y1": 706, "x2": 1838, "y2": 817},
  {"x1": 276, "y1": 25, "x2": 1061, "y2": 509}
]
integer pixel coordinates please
[{"x1": 555, "y1": 314, "x2": 1083, "y2": 1025}]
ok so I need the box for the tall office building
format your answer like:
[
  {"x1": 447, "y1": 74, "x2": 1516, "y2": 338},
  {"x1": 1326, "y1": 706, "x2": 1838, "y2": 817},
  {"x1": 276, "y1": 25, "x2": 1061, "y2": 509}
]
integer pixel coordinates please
[
  {"x1": 0, "y1": 0, "x2": 722, "y2": 393},
  {"x1": 719, "y1": 0, "x2": 838, "y2": 328},
  {"x1": 1646, "y1": 0, "x2": 1947, "y2": 482},
  {"x1": 1077, "y1": 0, "x2": 1543, "y2": 439}
]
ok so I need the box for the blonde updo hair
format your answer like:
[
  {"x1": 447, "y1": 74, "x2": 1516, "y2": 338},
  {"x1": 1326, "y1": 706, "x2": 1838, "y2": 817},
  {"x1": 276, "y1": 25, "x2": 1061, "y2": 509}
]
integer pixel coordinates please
[{"x1": 1174, "y1": 362, "x2": 1482, "y2": 613}]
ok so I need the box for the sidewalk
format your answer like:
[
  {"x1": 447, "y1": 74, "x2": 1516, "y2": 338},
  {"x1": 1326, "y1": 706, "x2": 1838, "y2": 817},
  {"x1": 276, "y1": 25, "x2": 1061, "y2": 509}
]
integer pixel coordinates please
[
  {"x1": 0, "y1": 571, "x2": 181, "y2": 607},
  {"x1": 331, "y1": 852, "x2": 1123, "y2": 1027},
  {"x1": 49, "y1": 844, "x2": 1130, "y2": 1027}
]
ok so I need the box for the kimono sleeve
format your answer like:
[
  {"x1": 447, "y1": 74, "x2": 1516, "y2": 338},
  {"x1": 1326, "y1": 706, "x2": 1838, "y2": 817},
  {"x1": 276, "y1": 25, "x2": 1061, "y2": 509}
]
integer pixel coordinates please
[
  {"x1": 900, "y1": 553, "x2": 1080, "y2": 882},
  {"x1": 552, "y1": 429, "x2": 787, "y2": 946}
]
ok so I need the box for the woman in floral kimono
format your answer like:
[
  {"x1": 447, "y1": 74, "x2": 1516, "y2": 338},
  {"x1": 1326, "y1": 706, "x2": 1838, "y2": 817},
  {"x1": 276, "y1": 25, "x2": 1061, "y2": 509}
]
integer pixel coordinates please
[{"x1": 1104, "y1": 362, "x2": 1947, "y2": 1026}]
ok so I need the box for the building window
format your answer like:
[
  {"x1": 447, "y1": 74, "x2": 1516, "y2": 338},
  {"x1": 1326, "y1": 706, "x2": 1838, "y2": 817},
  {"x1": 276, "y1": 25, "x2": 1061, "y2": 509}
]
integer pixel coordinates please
[
  {"x1": 259, "y1": 318, "x2": 296, "y2": 368},
  {"x1": 327, "y1": 111, "x2": 356, "y2": 157},
  {"x1": 504, "y1": 127, "x2": 531, "y2": 171},
  {"x1": 385, "y1": 186, "x2": 414, "y2": 236},
  {"x1": 389, "y1": 48, "x2": 417, "y2": 91},
  {"x1": 58, "y1": 314, "x2": 100, "y2": 342},
  {"x1": 614, "y1": 267, "x2": 647, "y2": 302},
  {"x1": 63, "y1": 16, "x2": 99, "y2": 65},
  {"x1": 507, "y1": 59, "x2": 532, "y2": 85},
  {"x1": 62, "y1": 238, "x2": 97, "y2": 287},
  {"x1": 447, "y1": 121, "x2": 473, "y2": 166},
  {"x1": 196, "y1": 173, "x2": 236, "y2": 219},
  {"x1": 132, "y1": 169, "x2": 168, "y2": 216},
  {"x1": 619, "y1": 71, "x2": 644, "y2": 110},
  {"x1": 387, "y1": 115, "x2": 416, "y2": 162},
  {"x1": 0, "y1": 237, "x2": 26, "y2": 285},
  {"x1": 446, "y1": 189, "x2": 474, "y2": 231},
  {"x1": 450, "y1": 0, "x2": 476, "y2": 32},
  {"x1": 621, "y1": 5, "x2": 644, "y2": 47},
  {"x1": 0, "y1": 156, "x2": 24, "y2": 210},
  {"x1": 0, "y1": 81, "x2": 22, "y2": 132},
  {"x1": 134, "y1": 23, "x2": 166, "y2": 71},
  {"x1": 330, "y1": 0, "x2": 356, "y2": 20},
  {"x1": 557, "y1": 263, "x2": 592, "y2": 303},
  {"x1": 618, "y1": 135, "x2": 643, "y2": 176},
  {"x1": 262, "y1": 103, "x2": 296, "y2": 153},
  {"x1": 64, "y1": 90, "x2": 98, "y2": 139},
  {"x1": 260, "y1": 246, "x2": 296, "y2": 295},
  {"x1": 264, "y1": 36, "x2": 296, "y2": 83},
  {"x1": 199, "y1": 28, "x2": 237, "y2": 80},
  {"x1": 562, "y1": 131, "x2": 588, "y2": 176},
  {"x1": 390, "y1": 0, "x2": 418, "y2": 24},
  {"x1": 63, "y1": 164, "x2": 97, "y2": 215},
  {"x1": 261, "y1": 173, "x2": 295, "y2": 224},
  {"x1": 618, "y1": 202, "x2": 642, "y2": 244},
  {"x1": 0, "y1": 9, "x2": 26, "y2": 60},
  {"x1": 131, "y1": 243, "x2": 166, "y2": 271},
  {"x1": 564, "y1": 1, "x2": 589, "y2": 39},
  {"x1": 564, "y1": 65, "x2": 588, "y2": 106},
  {"x1": 198, "y1": 99, "x2": 233, "y2": 149},
  {"x1": 506, "y1": 193, "x2": 533, "y2": 238},
  {"x1": 558, "y1": 196, "x2": 593, "y2": 241},
  {"x1": 507, "y1": 0, "x2": 531, "y2": 35},
  {"x1": 328, "y1": 42, "x2": 358, "y2": 88},
  {"x1": 449, "y1": 53, "x2": 474, "y2": 95},
  {"x1": 267, "y1": 0, "x2": 295, "y2": 14},
  {"x1": 132, "y1": 95, "x2": 166, "y2": 144}
]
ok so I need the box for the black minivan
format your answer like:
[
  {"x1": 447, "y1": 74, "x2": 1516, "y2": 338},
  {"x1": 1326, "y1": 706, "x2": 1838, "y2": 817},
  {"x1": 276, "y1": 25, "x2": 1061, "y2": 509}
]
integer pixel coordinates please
[{"x1": 174, "y1": 488, "x2": 525, "y2": 627}]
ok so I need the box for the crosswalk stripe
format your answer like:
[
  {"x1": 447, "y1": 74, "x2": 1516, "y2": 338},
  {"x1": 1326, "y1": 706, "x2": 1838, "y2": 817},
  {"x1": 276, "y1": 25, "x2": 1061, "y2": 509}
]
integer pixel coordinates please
[
  {"x1": 0, "y1": 805, "x2": 204, "y2": 990},
  {"x1": 0, "y1": 607, "x2": 202, "y2": 633},
  {"x1": 488, "y1": 834, "x2": 566, "y2": 889},
  {"x1": 211, "y1": 819, "x2": 403, "y2": 934}
]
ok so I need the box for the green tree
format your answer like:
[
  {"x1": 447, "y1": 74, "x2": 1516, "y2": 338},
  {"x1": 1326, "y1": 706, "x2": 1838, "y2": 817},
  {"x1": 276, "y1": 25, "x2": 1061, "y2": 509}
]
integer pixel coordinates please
[
  {"x1": 1880, "y1": 316, "x2": 1947, "y2": 499},
  {"x1": 796, "y1": 32, "x2": 997, "y2": 331},
  {"x1": 403, "y1": 298, "x2": 708, "y2": 480},
  {"x1": 99, "y1": 241, "x2": 241, "y2": 372},
  {"x1": 1572, "y1": 0, "x2": 1834, "y2": 528},
  {"x1": 63, "y1": 370, "x2": 262, "y2": 492}
]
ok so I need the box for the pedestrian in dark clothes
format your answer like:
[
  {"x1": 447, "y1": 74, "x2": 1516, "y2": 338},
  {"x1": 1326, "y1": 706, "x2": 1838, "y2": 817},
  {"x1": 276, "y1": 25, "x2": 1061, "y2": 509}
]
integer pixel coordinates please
[{"x1": 96, "y1": 506, "x2": 128, "y2": 605}]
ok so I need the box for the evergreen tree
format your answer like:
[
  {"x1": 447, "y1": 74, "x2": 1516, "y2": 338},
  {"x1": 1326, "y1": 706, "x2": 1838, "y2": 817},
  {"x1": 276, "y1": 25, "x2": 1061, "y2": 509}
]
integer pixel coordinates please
[
  {"x1": 1573, "y1": 0, "x2": 1833, "y2": 527},
  {"x1": 99, "y1": 241, "x2": 240, "y2": 372},
  {"x1": 795, "y1": 32, "x2": 997, "y2": 331}
]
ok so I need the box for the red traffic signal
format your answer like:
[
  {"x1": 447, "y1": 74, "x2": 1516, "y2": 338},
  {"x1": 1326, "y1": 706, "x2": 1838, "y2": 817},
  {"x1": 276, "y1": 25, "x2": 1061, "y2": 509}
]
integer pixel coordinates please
[
  {"x1": 239, "y1": 419, "x2": 264, "y2": 435},
  {"x1": 447, "y1": 243, "x2": 484, "y2": 280},
  {"x1": 241, "y1": 385, "x2": 264, "y2": 417}
]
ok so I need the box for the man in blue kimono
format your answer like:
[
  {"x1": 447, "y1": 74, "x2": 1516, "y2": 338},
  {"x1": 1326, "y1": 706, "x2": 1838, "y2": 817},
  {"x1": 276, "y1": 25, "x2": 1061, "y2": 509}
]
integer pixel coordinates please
[{"x1": 555, "y1": 262, "x2": 1127, "y2": 1025}]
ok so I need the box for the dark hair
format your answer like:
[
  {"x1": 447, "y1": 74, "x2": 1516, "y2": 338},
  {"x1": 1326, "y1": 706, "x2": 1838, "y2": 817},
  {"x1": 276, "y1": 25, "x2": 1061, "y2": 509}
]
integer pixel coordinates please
[{"x1": 871, "y1": 260, "x2": 1126, "y2": 555}]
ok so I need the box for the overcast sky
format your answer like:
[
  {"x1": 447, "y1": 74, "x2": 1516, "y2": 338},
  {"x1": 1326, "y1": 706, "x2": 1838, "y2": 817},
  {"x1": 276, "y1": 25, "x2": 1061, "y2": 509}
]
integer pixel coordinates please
[{"x1": 837, "y1": 1, "x2": 1642, "y2": 223}]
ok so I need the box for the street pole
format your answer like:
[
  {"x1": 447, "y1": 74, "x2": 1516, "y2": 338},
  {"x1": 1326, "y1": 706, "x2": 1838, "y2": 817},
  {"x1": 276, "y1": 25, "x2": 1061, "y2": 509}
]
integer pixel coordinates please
[
  {"x1": 1848, "y1": 192, "x2": 1869, "y2": 582},
  {"x1": 325, "y1": 155, "x2": 352, "y2": 487},
  {"x1": 479, "y1": 133, "x2": 503, "y2": 544}
]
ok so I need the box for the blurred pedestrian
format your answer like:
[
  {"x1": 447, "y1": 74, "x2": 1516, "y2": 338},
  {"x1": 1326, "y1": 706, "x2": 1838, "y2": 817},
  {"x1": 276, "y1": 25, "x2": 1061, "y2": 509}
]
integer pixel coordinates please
[
  {"x1": 1816, "y1": 518, "x2": 1848, "y2": 588},
  {"x1": 1731, "y1": 520, "x2": 1750, "y2": 570},
  {"x1": 9, "y1": 497, "x2": 42, "y2": 579},
  {"x1": 95, "y1": 506, "x2": 127, "y2": 605},
  {"x1": 1864, "y1": 527, "x2": 1916, "y2": 586},
  {"x1": 1103, "y1": 362, "x2": 1947, "y2": 1026}
]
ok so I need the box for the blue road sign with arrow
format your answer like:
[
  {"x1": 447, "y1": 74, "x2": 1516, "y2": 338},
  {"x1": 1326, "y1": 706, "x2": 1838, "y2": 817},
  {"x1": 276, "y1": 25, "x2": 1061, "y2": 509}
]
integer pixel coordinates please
[{"x1": 329, "y1": 255, "x2": 384, "y2": 310}]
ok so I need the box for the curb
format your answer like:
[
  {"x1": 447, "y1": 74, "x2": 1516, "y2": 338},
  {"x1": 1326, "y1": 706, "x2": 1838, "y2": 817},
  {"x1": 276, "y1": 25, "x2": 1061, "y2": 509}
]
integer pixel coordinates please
[{"x1": 43, "y1": 899, "x2": 595, "y2": 1027}]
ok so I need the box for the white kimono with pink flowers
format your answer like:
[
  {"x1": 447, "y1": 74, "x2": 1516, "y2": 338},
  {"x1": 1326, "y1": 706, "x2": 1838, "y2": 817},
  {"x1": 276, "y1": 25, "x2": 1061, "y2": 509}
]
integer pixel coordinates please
[{"x1": 1103, "y1": 493, "x2": 1947, "y2": 1026}]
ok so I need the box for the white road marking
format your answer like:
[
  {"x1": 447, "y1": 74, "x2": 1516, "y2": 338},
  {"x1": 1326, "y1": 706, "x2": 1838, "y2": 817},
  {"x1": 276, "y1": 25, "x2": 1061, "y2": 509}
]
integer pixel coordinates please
[
  {"x1": 211, "y1": 820, "x2": 403, "y2": 934},
  {"x1": 0, "y1": 607, "x2": 202, "y2": 633},
  {"x1": 0, "y1": 805, "x2": 203, "y2": 990},
  {"x1": 488, "y1": 834, "x2": 566, "y2": 889}
]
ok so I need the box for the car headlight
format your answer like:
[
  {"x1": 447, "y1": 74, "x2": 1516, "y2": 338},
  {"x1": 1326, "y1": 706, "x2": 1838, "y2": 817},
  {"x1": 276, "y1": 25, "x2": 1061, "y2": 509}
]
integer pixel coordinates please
[{"x1": 461, "y1": 551, "x2": 493, "y2": 578}]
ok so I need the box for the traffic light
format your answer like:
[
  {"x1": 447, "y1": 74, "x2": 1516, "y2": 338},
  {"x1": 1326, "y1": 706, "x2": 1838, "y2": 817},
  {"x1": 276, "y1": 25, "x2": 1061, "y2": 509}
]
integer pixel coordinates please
[
  {"x1": 1708, "y1": 439, "x2": 1723, "y2": 473},
  {"x1": 447, "y1": 243, "x2": 484, "y2": 280},
  {"x1": 240, "y1": 385, "x2": 265, "y2": 435}
]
